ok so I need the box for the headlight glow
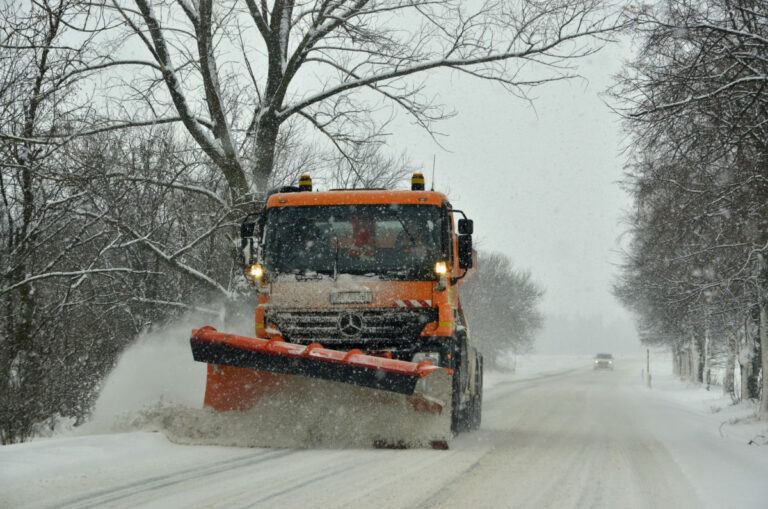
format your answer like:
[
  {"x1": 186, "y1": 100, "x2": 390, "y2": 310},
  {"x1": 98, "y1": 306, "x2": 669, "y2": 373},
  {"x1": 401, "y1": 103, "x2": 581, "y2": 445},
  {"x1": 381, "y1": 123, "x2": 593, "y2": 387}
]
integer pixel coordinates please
[
  {"x1": 435, "y1": 261, "x2": 448, "y2": 275},
  {"x1": 247, "y1": 264, "x2": 264, "y2": 280}
]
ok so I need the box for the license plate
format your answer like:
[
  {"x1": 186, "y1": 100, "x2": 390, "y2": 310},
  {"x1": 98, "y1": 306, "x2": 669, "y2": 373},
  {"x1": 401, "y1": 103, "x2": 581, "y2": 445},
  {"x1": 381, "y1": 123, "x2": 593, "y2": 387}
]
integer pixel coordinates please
[{"x1": 330, "y1": 291, "x2": 372, "y2": 304}]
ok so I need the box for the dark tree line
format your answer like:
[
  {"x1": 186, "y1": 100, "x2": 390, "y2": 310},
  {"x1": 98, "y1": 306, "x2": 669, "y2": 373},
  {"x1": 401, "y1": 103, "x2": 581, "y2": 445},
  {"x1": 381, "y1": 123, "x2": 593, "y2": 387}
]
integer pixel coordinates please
[{"x1": 613, "y1": 0, "x2": 768, "y2": 415}]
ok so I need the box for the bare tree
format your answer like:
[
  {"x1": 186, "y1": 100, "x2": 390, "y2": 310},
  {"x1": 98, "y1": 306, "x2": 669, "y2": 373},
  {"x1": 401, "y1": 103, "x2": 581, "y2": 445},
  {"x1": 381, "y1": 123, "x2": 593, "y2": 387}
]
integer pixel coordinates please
[
  {"x1": 460, "y1": 251, "x2": 544, "y2": 368},
  {"x1": 613, "y1": 0, "x2": 768, "y2": 412},
  {"x1": 0, "y1": 0, "x2": 150, "y2": 442},
  {"x1": 0, "y1": 1, "x2": 450, "y2": 443},
  {"x1": 96, "y1": 0, "x2": 622, "y2": 204}
]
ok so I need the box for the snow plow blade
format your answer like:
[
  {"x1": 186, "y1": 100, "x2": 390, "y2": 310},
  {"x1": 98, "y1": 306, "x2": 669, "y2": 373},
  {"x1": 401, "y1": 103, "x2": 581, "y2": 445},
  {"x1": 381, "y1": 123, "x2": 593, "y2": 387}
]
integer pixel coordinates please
[
  {"x1": 190, "y1": 326, "x2": 453, "y2": 448},
  {"x1": 190, "y1": 326, "x2": 445, "y2": 396}
]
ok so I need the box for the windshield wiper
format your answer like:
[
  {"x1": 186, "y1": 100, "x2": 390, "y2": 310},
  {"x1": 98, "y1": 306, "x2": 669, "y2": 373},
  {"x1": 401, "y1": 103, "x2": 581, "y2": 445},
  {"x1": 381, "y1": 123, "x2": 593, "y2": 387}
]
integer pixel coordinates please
[{"x1": 395, "y1": 215, "x2": 418, "y2": 246}]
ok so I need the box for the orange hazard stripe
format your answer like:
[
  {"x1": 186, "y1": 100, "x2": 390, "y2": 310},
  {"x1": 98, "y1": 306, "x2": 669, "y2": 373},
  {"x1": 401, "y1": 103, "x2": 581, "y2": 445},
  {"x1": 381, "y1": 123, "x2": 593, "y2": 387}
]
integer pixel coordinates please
[{"x1": 394, "y1": 299, "x2": 432, "y2": 308}]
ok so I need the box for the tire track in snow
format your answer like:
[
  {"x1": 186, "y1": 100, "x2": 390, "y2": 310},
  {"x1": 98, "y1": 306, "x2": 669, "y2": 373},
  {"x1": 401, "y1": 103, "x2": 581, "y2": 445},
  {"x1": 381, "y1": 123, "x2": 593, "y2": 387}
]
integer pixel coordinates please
[
  {"x1": 52, "y1": 449, "x2": 297, "y2": 509},
  {"x1": 232, "y1": 457, "x2": 378, "y2": 508},
  {"x1": 483, "y1": 368, "x2": 584, "y2": 404}
]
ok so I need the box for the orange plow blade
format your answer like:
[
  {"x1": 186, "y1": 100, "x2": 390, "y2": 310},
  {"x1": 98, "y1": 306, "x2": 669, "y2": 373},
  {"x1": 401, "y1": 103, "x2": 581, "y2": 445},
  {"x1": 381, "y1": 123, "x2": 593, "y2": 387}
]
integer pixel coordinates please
[{"x1": 190, "y1": 326, "x2": 454, "y2": 448}]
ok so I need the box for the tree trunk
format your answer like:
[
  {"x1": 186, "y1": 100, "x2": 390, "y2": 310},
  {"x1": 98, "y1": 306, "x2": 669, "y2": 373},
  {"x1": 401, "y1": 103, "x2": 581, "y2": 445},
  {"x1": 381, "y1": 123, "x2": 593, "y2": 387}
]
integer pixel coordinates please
[
  {"x1": 739, "y1": 317, "x2": 748, "y2": 400},
  {"x1": 688, "y1": 336, "x2": 701, "y2": 383},
  {"x1": 703, "y1": 325, "x2": 711, "y2": 389},
  {"x1": 759, "y1": 300, "x2": 768, "y2": 417},
  {"x1": 740, "y1": 349, "x2": 753, "y2": 401},
  {"x1": 252, "y1": 113, "x2": 281, "y2": 193},
  {"x1": 672, "y1": 345, "x2": 681, "y2": 376},
  {"x1": 724, "y1": 330, "x2": 736, "y2": 399},
  {"x1": 740, "y1": 312, "x2": 760, "y2": 401},
  {"x1": 1, "y1": 151, "x2": 43, "y2": 444}
]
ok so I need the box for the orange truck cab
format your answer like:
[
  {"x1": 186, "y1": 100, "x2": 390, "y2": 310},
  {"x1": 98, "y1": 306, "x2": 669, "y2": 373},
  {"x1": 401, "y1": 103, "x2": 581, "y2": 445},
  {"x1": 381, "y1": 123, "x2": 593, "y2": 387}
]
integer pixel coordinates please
[{"x1": 231, "y1": 173, "x2": 482, "y2": 434}]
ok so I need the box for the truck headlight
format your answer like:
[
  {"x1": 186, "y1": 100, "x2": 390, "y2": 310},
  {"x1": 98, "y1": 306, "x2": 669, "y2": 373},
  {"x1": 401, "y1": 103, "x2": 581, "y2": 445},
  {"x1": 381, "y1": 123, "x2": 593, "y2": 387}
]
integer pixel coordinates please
[
  {"x1": 435, "y1": 261, "x2": 448, "y2": 275},
  {"x1": 246, "y1": 264, "x2": 264, "y2": 280}
]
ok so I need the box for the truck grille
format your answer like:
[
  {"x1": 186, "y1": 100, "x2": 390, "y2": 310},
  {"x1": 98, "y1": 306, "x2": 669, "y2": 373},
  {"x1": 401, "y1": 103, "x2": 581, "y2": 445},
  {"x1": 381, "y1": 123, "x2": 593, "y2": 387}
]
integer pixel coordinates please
[{"x1": 266, "y1": 308, "x2": 438, "y2": 345}]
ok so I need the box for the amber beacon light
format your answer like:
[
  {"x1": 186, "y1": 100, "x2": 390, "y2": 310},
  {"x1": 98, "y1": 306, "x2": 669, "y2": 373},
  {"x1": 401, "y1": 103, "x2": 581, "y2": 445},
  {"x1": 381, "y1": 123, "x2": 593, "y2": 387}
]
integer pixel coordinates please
[
  {"x1": 411, "y1": 172, "x2": 425, "y2": 190},
  {"x1": 299, "y1": 174, "x2": 312, "y2": 191}
]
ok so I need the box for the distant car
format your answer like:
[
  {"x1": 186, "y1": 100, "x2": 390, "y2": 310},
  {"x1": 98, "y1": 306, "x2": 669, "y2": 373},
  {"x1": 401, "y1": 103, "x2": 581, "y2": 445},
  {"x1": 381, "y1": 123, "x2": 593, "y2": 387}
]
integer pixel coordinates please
[{"x1": 593, "y1": 353, "x2": 614, "y2": 370}]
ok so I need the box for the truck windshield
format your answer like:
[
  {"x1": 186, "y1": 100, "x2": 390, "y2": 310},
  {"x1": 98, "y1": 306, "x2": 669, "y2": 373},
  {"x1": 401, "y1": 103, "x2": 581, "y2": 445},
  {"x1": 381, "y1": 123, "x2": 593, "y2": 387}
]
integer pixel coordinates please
[{"x1": 262, "y1": 204, "x2": 444, "y2": 280}]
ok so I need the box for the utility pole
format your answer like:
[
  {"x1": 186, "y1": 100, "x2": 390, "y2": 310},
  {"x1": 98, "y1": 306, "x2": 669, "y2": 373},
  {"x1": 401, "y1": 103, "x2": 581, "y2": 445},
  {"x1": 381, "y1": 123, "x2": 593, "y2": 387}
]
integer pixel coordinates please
[{"x1": 647, "y1": 348, "x2": 652, "y2": 389}]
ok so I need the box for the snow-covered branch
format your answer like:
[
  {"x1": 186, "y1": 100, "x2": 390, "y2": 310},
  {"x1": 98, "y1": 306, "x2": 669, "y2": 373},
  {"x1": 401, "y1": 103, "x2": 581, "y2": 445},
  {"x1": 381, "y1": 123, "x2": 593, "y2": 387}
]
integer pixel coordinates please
[{"x1": 0, "y1": 269, "x2": 159, "y2": 296}]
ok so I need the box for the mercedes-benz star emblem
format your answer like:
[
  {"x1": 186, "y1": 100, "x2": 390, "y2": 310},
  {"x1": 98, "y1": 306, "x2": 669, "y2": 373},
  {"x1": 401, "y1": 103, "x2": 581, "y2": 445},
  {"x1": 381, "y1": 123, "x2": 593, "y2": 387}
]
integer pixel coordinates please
[{"x1": 337, "y1": 312, "x2": 364, "y2": 337}]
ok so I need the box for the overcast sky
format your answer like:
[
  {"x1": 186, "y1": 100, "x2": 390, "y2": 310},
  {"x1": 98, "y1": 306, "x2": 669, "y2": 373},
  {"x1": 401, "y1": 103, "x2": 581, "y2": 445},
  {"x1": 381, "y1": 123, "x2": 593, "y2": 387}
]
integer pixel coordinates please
[{"x1": 389, "y1": 41, "x2": 640, "y2": 354}]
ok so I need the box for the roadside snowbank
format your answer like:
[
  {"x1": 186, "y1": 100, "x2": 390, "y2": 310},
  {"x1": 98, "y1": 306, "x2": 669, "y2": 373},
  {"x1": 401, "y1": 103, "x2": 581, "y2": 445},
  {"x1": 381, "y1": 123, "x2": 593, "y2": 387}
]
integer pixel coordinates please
[
  {"x1": 0, "y1": 432, "x2": 253, "y2": 509},
  {"x1": 651, "y1": 352, "x2": 768, "y2": 440},
  {"x1": 644, "y1": 350, "x2": 767, "y2": 446},
  {"x1": 628, "y1": 350, "x2": 768, "y2": 508}
]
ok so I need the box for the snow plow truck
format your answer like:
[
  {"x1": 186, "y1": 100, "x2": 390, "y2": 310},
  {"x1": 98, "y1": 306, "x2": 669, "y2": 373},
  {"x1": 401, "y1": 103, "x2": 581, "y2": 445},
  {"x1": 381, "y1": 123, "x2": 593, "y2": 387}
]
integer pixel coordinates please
[{"x1": 190, "y1": 173, "x2": 482, "y2": 448}]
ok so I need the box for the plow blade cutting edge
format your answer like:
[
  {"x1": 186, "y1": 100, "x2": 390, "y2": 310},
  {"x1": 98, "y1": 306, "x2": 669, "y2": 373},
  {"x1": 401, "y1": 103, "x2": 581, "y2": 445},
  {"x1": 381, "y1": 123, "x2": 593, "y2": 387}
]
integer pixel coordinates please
[{"x1": 190, "y1": 326, "x2": 454, "y2": 447}]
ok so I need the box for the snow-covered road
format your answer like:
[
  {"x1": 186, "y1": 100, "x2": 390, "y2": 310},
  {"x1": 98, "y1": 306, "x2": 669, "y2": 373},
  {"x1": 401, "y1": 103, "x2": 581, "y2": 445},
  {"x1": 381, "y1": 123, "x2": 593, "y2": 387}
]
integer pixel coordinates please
[{"x1": 2, "y1": 360, "x2": 767, "y2": 509}]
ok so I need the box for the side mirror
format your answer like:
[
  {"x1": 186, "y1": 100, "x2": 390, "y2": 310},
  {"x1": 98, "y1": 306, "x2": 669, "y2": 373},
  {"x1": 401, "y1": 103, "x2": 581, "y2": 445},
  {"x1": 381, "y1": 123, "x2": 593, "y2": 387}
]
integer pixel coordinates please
[
  {"x1": 240, "y1": 221, "x2": 255, "y2": 240},
  {"x1": 458, "y1": 219, "x2": 473, "y2": 235},
  {"x1": 240, "y1": 221, "x2": 256, "y2": 265},
  {"x1": 458, "y1": 235, "x2": 473, "y2": 269}
]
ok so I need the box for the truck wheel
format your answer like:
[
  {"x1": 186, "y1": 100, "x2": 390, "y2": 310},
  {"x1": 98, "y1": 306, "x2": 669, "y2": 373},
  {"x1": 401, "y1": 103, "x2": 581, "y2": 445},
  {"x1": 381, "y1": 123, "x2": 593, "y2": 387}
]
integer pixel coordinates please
[
  {"x1": 470, "y1": 387, "x2": 482, "y2": 430},
  {"x1": 450, "y1": 332, "x2": 471, "y2": 435},
  {"x1": 470, "y1": 354, "x2": 483, "y2": 431},
  {"x1": 451, "y1": 369, "x2": 468, "y2": 434},
  {"x1": 451, "y1": 367, "x2": 474, "y2": 434}
]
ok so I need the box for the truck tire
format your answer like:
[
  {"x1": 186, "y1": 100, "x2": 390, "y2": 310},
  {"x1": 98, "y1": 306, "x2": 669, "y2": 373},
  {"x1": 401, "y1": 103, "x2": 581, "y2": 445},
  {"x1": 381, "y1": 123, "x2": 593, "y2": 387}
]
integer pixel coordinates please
[
  {"x1": 470, "y1": 370, "x2": 483, "y2": 430},
  {"x1": 465, "y1": 351, "x2": 482, "y2": 431},
  {"x1": 451, "y1": 367, "x2": 470, "y2": 434},
  {"x1": 450, "y1": 331, "x2": 475, "y2": 434}
]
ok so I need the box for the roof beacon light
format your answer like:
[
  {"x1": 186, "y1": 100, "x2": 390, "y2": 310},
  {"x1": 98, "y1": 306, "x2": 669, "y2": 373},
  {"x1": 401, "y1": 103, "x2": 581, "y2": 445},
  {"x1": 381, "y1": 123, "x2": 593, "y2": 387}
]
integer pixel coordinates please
[
  {"x1": 411, "y1": 172, "x2": 425, "y2": 191},
  {"x1": 299, "y1": 174, "x2": 312, "y2": 192}
]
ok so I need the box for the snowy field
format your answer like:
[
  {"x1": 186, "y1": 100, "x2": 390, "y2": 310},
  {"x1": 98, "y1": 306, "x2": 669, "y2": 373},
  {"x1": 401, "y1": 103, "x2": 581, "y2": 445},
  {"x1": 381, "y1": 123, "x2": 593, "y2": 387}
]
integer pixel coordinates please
[{"x1": 1, "y1": 340, "x2": 767, "y2": 509}]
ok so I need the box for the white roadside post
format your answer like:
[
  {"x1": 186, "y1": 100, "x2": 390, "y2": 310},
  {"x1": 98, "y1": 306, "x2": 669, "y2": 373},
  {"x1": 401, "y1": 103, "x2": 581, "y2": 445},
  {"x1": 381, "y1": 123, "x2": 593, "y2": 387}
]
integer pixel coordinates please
[{"x1": 647, "y1": 349, "x2": 652, "y2": 389}]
